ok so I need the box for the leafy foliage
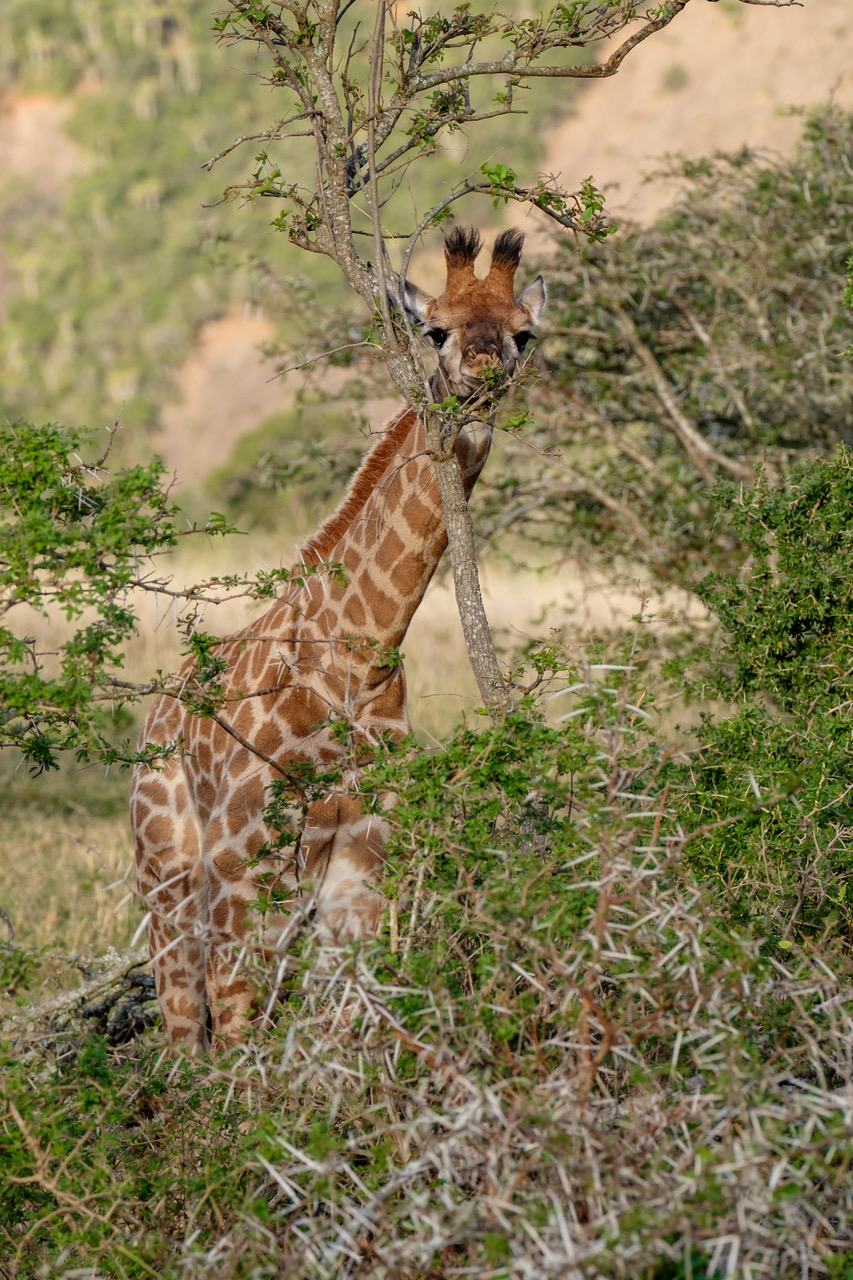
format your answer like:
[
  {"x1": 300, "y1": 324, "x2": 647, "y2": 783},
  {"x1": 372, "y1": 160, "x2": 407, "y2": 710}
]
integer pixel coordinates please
[
  {"x1": 0, "y1": 420, "x2": 248, "y2": 770},
  {"x1": 0, "y1": 422, "x2": 177, "y2": 770},
  {"x1": 670, "y1": 448, "x2": 853, "y2": 948},
  {"x1": 702, "y1": 450, "x2": 853, "y2": 713}
]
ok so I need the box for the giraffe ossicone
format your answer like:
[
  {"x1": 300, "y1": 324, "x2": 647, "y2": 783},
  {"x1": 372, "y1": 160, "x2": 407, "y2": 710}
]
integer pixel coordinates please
[{"x1": 131, "y1": 227, "x2": 546, "y2": 1052}]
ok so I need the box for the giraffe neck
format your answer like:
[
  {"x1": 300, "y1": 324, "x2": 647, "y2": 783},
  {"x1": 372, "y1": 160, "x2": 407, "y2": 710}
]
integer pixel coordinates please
[{"x1": 298, "y1": 407, "x2": 493, "y2": 654}]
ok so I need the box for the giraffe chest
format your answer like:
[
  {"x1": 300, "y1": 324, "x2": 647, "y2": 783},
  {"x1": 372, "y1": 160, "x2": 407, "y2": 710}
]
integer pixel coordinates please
[{"x1": 180, "y1": 688, "x2": 329, "y2": 823}]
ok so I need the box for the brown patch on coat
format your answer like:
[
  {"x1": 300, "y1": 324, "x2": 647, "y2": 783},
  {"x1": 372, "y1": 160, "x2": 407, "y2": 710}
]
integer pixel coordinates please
[
  {"x1": 390, "y1": 551, "x2": 426, "y2": 596},
  {"x1": 142, "y1": 814, "x2": 171, "y2": 847},
  {"x1": 343, "y1": 594, "x2": 367, "y2": 627},
  {"x1": 375, "y1": 527, "x2": 406, "y2": 573}
]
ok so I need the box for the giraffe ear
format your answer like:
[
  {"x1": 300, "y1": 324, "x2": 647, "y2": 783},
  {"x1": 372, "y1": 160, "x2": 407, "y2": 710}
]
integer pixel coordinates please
[
  {"x1": 392, "y1": 277, "x2": 434, "y2": 328},
  {"x1": 518, "y1": 275, "x2": 546, "y2": 325}
]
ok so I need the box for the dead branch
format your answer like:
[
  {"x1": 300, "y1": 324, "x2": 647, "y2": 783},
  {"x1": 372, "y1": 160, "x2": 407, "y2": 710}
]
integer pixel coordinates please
[
  {"x1": 3, "y1": 948, "x2": 156, "y2": 1063},
  {"x1": 614, "y1": 304, "x2": 754, "y2": 484}
]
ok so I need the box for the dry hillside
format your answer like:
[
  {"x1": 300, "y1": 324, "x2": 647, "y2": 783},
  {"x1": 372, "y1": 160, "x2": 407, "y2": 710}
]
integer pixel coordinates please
[{"x1": 522, "y1": 0, "x2": 853, "y2": 229}]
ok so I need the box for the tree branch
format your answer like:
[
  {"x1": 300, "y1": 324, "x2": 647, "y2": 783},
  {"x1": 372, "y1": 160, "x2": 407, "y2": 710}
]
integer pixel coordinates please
[
  {"x1": 614, "y1": 305, "x2": 753, "y2": 484},
  {"x1": 404, "y1": 0, "x2": 690, "y2": 92},
  {"x1": 427, "y1": 443, "x2": 509, "y2": 713}
]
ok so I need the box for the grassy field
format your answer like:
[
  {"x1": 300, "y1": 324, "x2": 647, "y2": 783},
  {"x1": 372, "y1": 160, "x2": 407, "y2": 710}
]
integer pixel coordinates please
[{"x1": 0, "y1": 763, "x2": 135, "y2": 955}]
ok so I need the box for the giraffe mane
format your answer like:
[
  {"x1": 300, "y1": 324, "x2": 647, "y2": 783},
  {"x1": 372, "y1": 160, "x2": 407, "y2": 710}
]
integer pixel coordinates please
[{"x1": 300, "y1": 408, "x2": 418, "y2": 566}]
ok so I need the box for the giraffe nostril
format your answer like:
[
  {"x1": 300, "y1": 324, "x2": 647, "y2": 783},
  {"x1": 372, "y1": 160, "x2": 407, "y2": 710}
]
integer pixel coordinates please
[{"x1": 466, "y1": 345, "x2": 501, "y2": 364}]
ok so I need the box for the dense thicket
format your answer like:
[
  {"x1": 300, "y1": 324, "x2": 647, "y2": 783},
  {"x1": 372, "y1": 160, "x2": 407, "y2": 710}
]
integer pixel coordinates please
[
  {"x1": 5, "y1": 441, "x2": 853, "y2": 1276},
  {"x1": 669, "y1": 449, "x2": 853, "y2": 948}
]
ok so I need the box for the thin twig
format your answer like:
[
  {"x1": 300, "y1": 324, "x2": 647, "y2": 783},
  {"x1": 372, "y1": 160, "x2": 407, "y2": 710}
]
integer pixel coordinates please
[
  {"x1": 0, "y1": 906, "x2": 13, "y2": 953},
  {"x1": 201, "y1": 116, "x2": 315, "y2": 171},
  {"x1": 366, "y1": 1, "x2": 393, "y2": 342},
  {"x1": 265, "y1": 340, "x2": 377, "y2": 381}
]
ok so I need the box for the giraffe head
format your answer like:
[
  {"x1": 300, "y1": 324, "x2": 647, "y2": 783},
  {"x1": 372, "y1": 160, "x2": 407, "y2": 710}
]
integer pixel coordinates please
[{"x1": 400, "y1": 226, "x2": 546, "y2": 400}]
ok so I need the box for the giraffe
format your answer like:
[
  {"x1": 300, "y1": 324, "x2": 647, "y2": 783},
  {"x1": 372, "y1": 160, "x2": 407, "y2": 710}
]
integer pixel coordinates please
[{"x1": 131, "y1": 226, "x2": 546, "y2": 1052}]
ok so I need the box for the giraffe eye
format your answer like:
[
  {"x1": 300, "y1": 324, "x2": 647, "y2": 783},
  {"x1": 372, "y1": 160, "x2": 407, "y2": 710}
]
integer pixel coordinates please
[
  {"x1": 514, "y1": 331, "x2": 535, "y2": 352},
  {"x1": 427, "y1": 329, "x2": 448, "y2": 348}
]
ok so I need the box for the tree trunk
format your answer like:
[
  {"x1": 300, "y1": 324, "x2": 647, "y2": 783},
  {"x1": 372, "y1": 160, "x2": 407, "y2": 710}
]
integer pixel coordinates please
[{"x1": 430, "y1": 446, "x2": 509, "y2": 716}]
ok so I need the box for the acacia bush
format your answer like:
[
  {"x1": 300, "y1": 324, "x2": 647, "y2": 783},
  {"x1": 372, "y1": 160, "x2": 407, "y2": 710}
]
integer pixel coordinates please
[{"x1": 668, "y1": 447, "x2": 853, "y2": 951}]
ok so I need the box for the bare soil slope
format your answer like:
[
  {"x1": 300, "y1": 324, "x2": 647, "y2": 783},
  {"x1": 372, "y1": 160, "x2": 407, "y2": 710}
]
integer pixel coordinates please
[
  {"x1": 0, "y1": 92, "x2": 85, "y2": 196},
  {"x1": 153, "y1": 307, "x2": 399, "y2": 484},
  {"x1": 533, "y1": 0, "x2": 852, "y2": 226},
  {"x1": 0, "y1": 91, "x2": 90, "y2": 315}
]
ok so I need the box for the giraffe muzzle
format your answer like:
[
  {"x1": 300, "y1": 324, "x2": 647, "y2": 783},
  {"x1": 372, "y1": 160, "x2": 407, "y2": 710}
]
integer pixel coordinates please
[{"x1": 465, "y1": 349, "x2": 506, "y2": 384}]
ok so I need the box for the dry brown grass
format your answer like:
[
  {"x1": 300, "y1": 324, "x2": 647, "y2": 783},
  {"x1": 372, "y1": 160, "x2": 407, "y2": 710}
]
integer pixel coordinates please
[
  {"x1": 0, "y1": 765, "x2": 137, "y2": 959},
  {"x1": 406, "y1": 556, "x2": 704, "y2": 741}
]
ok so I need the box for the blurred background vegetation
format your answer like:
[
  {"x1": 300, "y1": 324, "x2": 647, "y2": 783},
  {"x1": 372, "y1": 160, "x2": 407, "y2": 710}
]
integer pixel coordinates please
[{"x1": 0, "y1": 0, "x2": 268, "y2": 436}]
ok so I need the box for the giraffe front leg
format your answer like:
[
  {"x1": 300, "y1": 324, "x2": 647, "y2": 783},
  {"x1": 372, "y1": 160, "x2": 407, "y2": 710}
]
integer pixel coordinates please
[
  {"x1": 203, "y1": 846, "x2": 261, "y2": 1049},
  {"x1": 202, "y1": 830, "x2": 299, "y2": 1048},
  {"x1": 147, "y1": 900, "x2": 208, "y2": 1055},
  {"x1": 303, "y1": 794, "x2": 391, "y2": 944}
]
